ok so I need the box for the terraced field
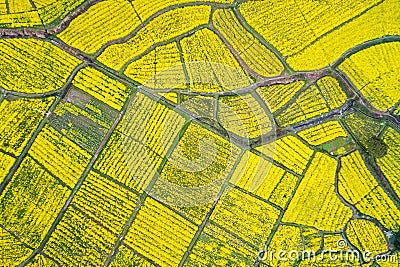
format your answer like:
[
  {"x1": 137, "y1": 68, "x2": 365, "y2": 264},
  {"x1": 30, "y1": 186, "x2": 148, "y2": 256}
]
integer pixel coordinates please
[{"x1": 0, "y1": 0, "x2": 399, "y2": 266}]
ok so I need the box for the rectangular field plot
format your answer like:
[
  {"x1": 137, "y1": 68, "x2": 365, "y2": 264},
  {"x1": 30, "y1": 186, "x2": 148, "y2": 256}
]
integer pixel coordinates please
[
  {"x1": 0, "y1": 156, "x2": 70, "y2": 248},
  {"x1": 43, "y1": 206, "x2": 117, "y2": 266},
  {"x1": 124, "y1": 197, "x2": 197, "y2": 266},
  {"x1": 49, "y1": 86, "x2": 118, "y2": 154},
  {"x1": 0, "y1": 97, "x2": 54, "y2": 156},
  {"x1": 71, "y1": 170, "x2": 139, "y2": 234},
  {"x1": 28, "y1": 124, "x2": 91, "y2": 188}
]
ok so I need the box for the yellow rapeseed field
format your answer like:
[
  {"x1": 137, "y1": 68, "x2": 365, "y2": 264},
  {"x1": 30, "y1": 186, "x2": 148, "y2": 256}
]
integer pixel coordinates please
[
  {"x1": 134, "y1": 0, "x2": 232, "y2": 22},
  {"x1": 210, "y1": 187, "x2": 280, "y2": 247},
  {"x1": 0, "y1": 11, "x2": 41, "y2": 28},
  {"x1": 71, "y1": 170, "x2": 139, "y2": 233},
  {"x1": 98, "y1": 5, "x2": 211, "y2": 70},
  {"x1": 36, "y1": 0, "x2": 85, "y2": 25},
  {"x1": 257, "y1": 135, "x2": 314, "y2": 175},
  {"x1": 257, "y1": 81, "x2": 306, "y2": 113},
  {"x1": 160, "y1": 122, "x2": 240, "y2": 189},
  {"x1": 124, "y1": 197, "x2": 197, "y2": 266},
  {"x1": 0, "y1": 38, "x2": 80, "y2": 93},
  {"x1": 283, "y1": 153, "x2": 353, "y2": 231},
  {"x1": 94, "y1": 130, "x2": 159, "y2": 192},
  {"x1": 287, "y1": 0, "x2": 400, "y2": 70},
  {"x1": 180, "y1": 28, "x2": 252, "y2": 92},
  {"x1": 0, "y1": 97, "x2": 54, "y2": 156},
  {"x1": 346, "y1": 219, "x2": 388, "y2": 256},
  {"x1": 316, "y1": 76, "x2": 348, "y2": 109},
  {"x1": 218, "y1": 94, "x2": 272, "y2": 139},
  {"x1": 0, "y1": 0, "x2": 85, "y2": 28},
  {"x1": 356, "y1": 186, "x2": 400, "y2": 230},
  {"x1": 339, "y1": 42, "x2": 400, "y2": 111},
  {"x1": 58, "y1": 0, "x2": 141, "y2": 54},
  {"x1": 43, "y1": 206, "x2": 118, "y2": 266},
  {"x1": 230, "y1": 151, "x2": 279, "y2": 195},
  {"x1": 8, "y1": 0, "x2": 33, "y2": 13},
  {"x1": 0, "y1": 156, "x2": 70, "y2": 248},
  {"x1": 213, "y1": 8, "x2": 283, "y2": 77},
  {"x1": 124, "y1": 42, "x2": 187, "y2": 89},
  {"x1": 110, "y1": 244, "x2": 154, "y2": 266},
  {"x1": 187, "y1": 222, "x2": 258, "y2": 266},
  {"x1": 240, "y1": 0, "x2": 400, "y2": 71},
  {"x1": 0, "y1": 152, "x2": 15, "y2": 184},
  {"x1": 0, "y1": 227, "x2": 34, "y2": 266},
  {"x1": 29, "y1": 125, "x2": 91, "y2": 188},
  {"x1": 72, "y1": 67, "x2": 131, "y2": 111},
  {"x1": 276, "y1": 85, "x2": 330, "y2": 127},
  {"x1": 265, "y1": 225, "x2": 321, "y2": 267},
  {"x1": 230, "y1": 150, "x2": 299, "y2": 209},
  {"x1": 298, "y1": 120, "x2": 347, "y2": 146},
  {"x1": 338, "y1": 151, "x2": 378, "y2": 204},
  {"x1": 377, "y1": 127, "x2": 400, "y2": 197}
]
